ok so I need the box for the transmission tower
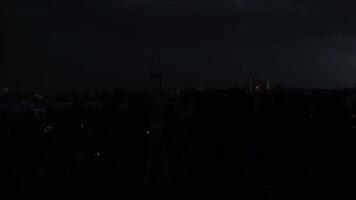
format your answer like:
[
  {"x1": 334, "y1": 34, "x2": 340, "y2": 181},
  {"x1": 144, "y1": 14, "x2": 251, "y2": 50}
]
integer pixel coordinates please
[{"x1": 145, "y1": 53, "x2": 170, "y2": 186}]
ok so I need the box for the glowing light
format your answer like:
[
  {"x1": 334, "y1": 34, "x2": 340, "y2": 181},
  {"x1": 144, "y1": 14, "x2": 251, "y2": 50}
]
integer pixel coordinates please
[
  {"x1": 43, "y1": 125, "x2": 54, "y2": 134},
  {"x1": 146, "y1": 131, "x2": 150, "y2": 135},
  {"x1": 95, "y1": 153, "x2": 100, "y2": 157}
]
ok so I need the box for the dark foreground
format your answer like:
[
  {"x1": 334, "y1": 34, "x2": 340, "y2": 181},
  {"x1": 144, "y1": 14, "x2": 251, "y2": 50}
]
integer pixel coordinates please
[{"x1": 2, "y1": 88, "x2": 356, "y2": 198}]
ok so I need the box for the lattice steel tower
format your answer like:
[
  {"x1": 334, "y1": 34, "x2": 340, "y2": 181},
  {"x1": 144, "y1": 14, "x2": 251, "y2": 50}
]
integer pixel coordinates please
[{"x1": 144, "y1": 53, "x2": 170, "y2": 185}]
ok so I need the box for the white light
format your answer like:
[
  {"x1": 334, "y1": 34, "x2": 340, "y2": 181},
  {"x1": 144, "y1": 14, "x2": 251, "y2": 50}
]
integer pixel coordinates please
[
  {"x1": 95, "y1": 153, "x2": 100, "y2": 157},
  {"x1": 146, "y1": 131, "x2": 150, "y2": 135}
]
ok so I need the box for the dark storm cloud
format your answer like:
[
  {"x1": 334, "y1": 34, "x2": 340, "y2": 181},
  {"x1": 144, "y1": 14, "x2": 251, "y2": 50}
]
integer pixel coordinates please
[
  {"x1": 129, "y1": 0, "x2": 355, "y2": 43},
  {"x1": 3, "y1": 0, "x2": 354, "y2": 41},
  {"x1": 2, "y1": 0, "x2": 356, "y2": 89}
]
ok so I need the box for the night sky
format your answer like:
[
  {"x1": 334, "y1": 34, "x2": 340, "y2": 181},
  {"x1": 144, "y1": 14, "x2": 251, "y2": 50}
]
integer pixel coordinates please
[{"x1": 2, "y1": 1, "x2": 356, "y2": 90}]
